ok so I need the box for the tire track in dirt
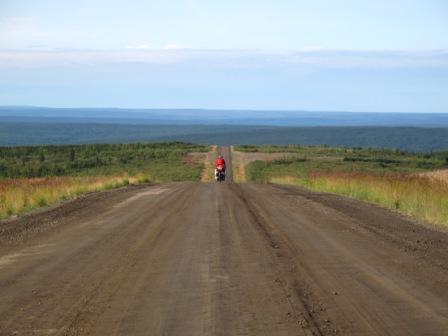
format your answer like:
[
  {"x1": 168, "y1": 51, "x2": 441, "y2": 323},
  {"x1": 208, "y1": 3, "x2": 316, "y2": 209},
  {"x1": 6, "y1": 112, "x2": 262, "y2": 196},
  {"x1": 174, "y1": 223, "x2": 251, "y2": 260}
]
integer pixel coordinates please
[
  {"x1": 229, "y1": 183, "x2": 335, "y2": 335},
  {"x1": 1, "y1": 148, "x2": 448, "y2": 335}
]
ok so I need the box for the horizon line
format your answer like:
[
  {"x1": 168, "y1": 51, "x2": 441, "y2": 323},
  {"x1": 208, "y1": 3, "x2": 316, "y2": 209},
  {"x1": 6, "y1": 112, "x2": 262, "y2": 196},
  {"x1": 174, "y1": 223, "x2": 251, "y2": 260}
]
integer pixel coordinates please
[{"x1": 1, "y1": 105, "x2": 448, "y2": 114}]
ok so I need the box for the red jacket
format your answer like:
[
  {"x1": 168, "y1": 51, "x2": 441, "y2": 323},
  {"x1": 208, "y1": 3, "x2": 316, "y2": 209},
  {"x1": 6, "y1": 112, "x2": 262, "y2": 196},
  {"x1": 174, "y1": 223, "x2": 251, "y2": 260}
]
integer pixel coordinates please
[{"x1": 215, "y1": 157, "x2": 226, "y2": 169}]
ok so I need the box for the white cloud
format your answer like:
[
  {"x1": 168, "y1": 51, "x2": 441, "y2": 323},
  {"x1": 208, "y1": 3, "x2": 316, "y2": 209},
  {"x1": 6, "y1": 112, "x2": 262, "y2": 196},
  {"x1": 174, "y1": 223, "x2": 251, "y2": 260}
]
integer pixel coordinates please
[
  {"x1": 284, "y1": 50, "x2": 448, "y2": 68},
  {"x1": 0, "y1": 49, "x2": 447, "y2": 69},
  {"x1": 126, "y1": 44, "x2": 185, "y2": 50},
  {"x1": 126, "y1": 44, "x2": 153, "y2": 50}
]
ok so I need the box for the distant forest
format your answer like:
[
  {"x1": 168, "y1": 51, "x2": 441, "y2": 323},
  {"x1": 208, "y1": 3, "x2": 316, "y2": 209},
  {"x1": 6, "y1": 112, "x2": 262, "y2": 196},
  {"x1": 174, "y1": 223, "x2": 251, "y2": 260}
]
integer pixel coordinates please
[
  {"x1": 0, "y1": 142, "x2": 207, "y2": 179},
  {"x1": 1, "y1": 121, "x2": 448, "y2": 152}
]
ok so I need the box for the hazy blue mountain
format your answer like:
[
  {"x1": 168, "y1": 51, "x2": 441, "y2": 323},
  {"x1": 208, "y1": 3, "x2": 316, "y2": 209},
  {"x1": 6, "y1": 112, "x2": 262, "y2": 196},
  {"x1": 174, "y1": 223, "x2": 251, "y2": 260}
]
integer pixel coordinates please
[
  {"x1": 1, "y1": 121, "x2": 448, "y2": 151},
  {"x1": 2, "y1": 106, "x2": 448, "y2": 151},
  {"x1": 1, "y1": 106, "x2": 448, "y2": 127}
]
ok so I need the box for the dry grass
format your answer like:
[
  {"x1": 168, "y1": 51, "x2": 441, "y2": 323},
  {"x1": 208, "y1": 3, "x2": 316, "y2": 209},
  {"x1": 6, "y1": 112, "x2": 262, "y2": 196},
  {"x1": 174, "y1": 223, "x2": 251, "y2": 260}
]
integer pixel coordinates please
[
  {"x1": 201, "y1": 146, "x2": 218, "y2": 182},
  {"x1": 236, "y1": 151, "x2": 299, "y2": 164},
  {"x1": 271, "y1": 173, "x2": 448, "y2": 227},
  {"x1": 0, "y1": 174, "x2": 150, "y2": 219},
  {"x1": 230, "y1": 146, "x2": 247, "y2": 182},
  {"x1": 182, "y1": 152, "x2": 207, "y2": 166},
  {"x1": 420, "y1": 169, "x2": 448, "y2": 183},
  {"x1": 231, "y1": 148, "x2": 299, "y2": 183}
]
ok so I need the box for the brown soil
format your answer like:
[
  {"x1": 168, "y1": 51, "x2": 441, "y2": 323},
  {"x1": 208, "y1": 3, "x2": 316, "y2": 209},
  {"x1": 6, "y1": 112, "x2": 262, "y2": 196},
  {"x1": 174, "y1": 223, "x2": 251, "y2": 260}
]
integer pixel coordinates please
[
  {"x1": 1, "y1": 147, "x2": 448, "y2": 335},
  {"x1": 182, "y1": 152, "x2": 207, "y2": 166}
]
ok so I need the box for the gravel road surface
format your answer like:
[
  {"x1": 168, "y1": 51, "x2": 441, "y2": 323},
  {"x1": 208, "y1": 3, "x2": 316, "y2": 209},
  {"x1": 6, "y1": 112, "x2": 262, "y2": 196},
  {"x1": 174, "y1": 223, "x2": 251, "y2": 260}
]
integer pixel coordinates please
[{"x1": 1, "y1": 147, "x2": 448, "y2": 335}]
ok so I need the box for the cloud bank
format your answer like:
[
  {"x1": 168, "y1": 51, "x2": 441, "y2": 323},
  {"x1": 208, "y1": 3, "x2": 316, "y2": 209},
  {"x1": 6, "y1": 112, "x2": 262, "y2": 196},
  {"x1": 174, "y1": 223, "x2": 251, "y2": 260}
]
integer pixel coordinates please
[
  {"x1": 1, "y1": 49, "x2": 447, "y2": 69},
  {"x1": 1, "y1": 48, "x2": 447, "y2": 112}
]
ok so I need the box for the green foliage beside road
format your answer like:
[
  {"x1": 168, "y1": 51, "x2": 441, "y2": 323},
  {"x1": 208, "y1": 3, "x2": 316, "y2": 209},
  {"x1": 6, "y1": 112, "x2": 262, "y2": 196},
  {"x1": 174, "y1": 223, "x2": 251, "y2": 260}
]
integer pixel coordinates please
[
  {"x1": 239, "y1": 145, "x2": 448, "y2": 182},
  {"x1": 0, "y1": 142, "x2": 208, "y2": 181},
  {"x1": 241, "y1": 145, "x2": 448, "y2": 227},
  {"x1": 0, "y1": 142, "x2": 209, "y2": 219}
]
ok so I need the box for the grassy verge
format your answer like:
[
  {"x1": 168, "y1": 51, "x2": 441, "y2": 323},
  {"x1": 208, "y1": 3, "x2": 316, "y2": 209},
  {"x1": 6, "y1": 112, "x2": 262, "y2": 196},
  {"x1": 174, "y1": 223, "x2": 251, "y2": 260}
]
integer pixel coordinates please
[
  {"x1": 0, "y1": 175, "x2": 149, "y2": 218},
  {"x1": 271, "y1": 174, "x2": 448, "y2": 227},
  {"x1": 0, "y1": 142, "x2": 209, "y2": 219},
  {"x1": 230, "y1": 146, "x2": 247, "y2": 182},
  {"x1": 242, "y1": 145, "x2": 448, "y2": 227},
  {"x1": 201, "y1": 145, "x2": 218, "y2": 182},
  {"x1": 237, "y1": 144, "x2": 448, "y2": 171}
]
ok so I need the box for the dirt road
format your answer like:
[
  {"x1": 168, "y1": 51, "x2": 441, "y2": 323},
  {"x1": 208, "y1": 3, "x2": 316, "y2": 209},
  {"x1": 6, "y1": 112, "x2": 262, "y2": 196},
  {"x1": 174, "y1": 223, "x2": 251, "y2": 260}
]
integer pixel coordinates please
[{"x1": 1, "y1": 147, "x2": 448, "y2": 335}]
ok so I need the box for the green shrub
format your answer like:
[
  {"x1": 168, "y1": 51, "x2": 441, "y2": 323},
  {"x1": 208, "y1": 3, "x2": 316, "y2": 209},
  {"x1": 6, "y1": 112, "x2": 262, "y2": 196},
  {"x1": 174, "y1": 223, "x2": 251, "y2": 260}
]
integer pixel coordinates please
[
  {"x1": 0, "y1": 142, "x2": 209, "y2": 179},
  {"x1": 6, "y1": 207, "x2": 14, "y2": 216},
  {"x1": 138, "y1": 176, "x2": 151, "y2": 183},
  {"x1": 37, "y1": 197, "x2": 47, "y2": 207}
]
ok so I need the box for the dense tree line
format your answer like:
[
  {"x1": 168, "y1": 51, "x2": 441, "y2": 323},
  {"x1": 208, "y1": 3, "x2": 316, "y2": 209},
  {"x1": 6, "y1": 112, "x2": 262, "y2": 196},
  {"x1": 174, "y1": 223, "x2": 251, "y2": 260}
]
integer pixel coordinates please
[
  {"x1": 2, "y1": 123, "x2": 448, "y2": 152},
  {"x1": 0, "y1": 142, "x2": 207, "y2": 178}
]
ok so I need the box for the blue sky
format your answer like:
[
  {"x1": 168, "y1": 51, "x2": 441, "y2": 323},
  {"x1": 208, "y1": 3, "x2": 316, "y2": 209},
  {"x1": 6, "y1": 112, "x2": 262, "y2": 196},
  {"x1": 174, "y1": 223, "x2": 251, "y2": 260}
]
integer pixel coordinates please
[{"x1": 0, "y1": 0, "x2": 447, "y2": 111}]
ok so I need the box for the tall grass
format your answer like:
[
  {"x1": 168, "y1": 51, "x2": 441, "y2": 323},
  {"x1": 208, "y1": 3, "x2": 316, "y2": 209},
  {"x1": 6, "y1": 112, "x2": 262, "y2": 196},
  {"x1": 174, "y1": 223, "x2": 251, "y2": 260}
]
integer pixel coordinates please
[
  {"x1": 230, "y1": 147, "x2": 247, "y2": 183},
  {"x1": 0, "y1": 174, "x2": 150, "y2": 219},
  {"x1": 0, "y1": 142, "x2": 208, "y2": 219},
  {"x1": 201, "y1": 146, "x2": 218, "y2": 182},
  {"x1": 242, "y1": 145, "x2": 448, "y2": 227},
  {"x1": 271, "y1": 173, "x2": 448, "y2": 227}
]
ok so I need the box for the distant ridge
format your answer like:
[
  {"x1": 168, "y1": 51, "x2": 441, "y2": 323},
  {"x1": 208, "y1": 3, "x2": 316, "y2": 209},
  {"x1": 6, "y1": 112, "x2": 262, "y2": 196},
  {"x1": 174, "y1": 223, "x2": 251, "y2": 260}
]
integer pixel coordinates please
[{"x1": 1, "y1": 106, "x2": 448, "y2": 127}]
